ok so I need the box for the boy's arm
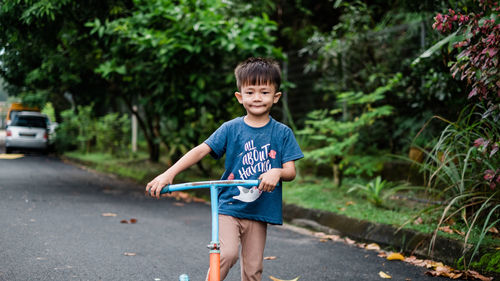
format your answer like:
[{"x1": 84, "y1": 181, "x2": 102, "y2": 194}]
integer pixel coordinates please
[
  {"x1": 146, "y1": 143, "x2": 212, "y2": 199},
  {"x1": 258, "y1": 160, "x2": 296, "y2": 192}
]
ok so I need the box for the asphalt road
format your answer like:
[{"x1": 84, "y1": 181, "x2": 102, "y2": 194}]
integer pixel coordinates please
[{"x1": 0, "y1": 152, "x2": 448, "y2": 280}]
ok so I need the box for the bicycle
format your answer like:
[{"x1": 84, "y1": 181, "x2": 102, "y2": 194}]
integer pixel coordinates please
[{"x1": 159, "y1": 180, "x2": 260, "y2": 281}]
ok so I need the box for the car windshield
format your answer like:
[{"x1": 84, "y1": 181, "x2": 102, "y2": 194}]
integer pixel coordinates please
[{"x1": 11, "y1": 116, "x2": 47, "y2": 128}]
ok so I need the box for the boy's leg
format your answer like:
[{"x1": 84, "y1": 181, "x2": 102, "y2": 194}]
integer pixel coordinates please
[
  {"x1": 206, "y1": 214, "x2": 240, "y2": 281},
  {"x1": 240, "y1": 219, "x2": 268, "y2": 281}
]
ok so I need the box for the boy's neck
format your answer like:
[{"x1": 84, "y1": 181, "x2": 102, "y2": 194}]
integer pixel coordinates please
[{"x1": 243, "y1": 114, "x2": 271, "y2": 128}]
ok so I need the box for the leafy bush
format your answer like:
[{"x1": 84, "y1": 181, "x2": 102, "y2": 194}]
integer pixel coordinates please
[
  {"x1": 298, "y1": 74, "x2": 400, "y2": 185},
  {"x1": 56, "y1": 104, "x2": 131, "y2": 156},
  {"x1": 55, "y1": 108, "x2": 80, "y2": 152},
  {"x1": 74, "y1": 104, "x2": 96, "y2": 153},
  {"x1": 95, "y1": 113, "x2": 130, "y2": 157},
  {"x1": 55, "y1": 104, "x2": 95, "y2": 153}
]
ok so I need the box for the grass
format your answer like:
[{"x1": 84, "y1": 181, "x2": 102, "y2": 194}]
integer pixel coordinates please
[
  {"x1": 65, "y1": 151, "x2": 160, "y2": 184},
  {"x1": 284, "y1": 177, "x2": 438, "y2": 233}
]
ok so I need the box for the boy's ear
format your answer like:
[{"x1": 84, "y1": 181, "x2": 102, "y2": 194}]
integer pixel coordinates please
[
  {"x1": 235, "y1": 92, "x2": 243, "y2": 104},
  {"x1": 273, "y1": 92, "x2": 282, "y2": 104}
]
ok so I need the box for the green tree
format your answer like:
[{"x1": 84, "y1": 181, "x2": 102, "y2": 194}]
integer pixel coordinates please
[
  {"x1": 87, "y1": 0, "x2": 280, "y2": 163},
  {"x1": 0, "y1": 0, "x2": 128, "y2": 115},
  {"x1": 0, "y1": 0, "x2": 281, "y2": 163},
  {"x1": 300, "y1": 1, "x2": 468, "y2": 154}
]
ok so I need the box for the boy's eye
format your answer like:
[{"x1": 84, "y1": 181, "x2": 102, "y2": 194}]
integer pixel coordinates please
[
  {"x1": 262, "y1": 92, "x2": 270, "y2": 95},
  {"x1": 245, "y1": 92, "x2": 253, "y2": 95}
]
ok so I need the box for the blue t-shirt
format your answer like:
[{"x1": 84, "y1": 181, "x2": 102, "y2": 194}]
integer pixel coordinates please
[{"x1": 204, "y1": 116, "x2": 303, "y2": 225}]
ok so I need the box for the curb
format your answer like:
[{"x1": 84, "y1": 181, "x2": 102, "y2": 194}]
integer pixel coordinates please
[{"x1": 283, "y1": 203, "x2": 467, "y2": 266}]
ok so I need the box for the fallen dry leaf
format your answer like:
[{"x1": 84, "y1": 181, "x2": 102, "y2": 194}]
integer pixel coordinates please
[
  {"x1": 324, "y1": 234, "x2": 341, "y2": 241},
  {"x1": 438, "y1": 226, "x2": 454, "y2": 234},
  {"x1": 173, "y1": 192, "x2": 191, "y2": 201},
  {"x1": 413, "y1": 217, "x2": 423, "y2": 225},
  {"x1": 422, "y1": 262, "x2": 495, "y2": 280},
  {"x1": 124, "y1": 252, "x2": 136, "y2": 256},
  {"x1": 426, "y1": 267, "x2": 462, "y2": 279},
  {"x1": 102, "y1": 213, "x2": 117, "y2": 217},
  {"x1": 378, "y1": 252, "x2": 388, "y2": 258},
  {"x1": 357, "y1": 243, "x2": 367, "y2": 249},
  {"x1": 387, "y1": 253, "x2": 404, "y2": 261},
  {"x1": 404, "y1": 256, "x2": 425, "y2": 267},
  {"x1": 130, "y1": 218, "x2": 137, "y2": 224},
  {"x1": 365, "y1": 243, "x2": 381, "y2": 251},
  {"x1": 264, "y1": 256, "x2": 277, "y2": 260},
  {"x1": 120, "y1": 220, "x2": 129, "y2": 224},
  {"x1": 466, "y1": 270, "x2": 493, "y2": 281},
  {"x1": 344, "y1": 237, "x2": 356, "y2": 245},
  {"x1": 488, "y1": 226, "x2": 499, "y2": 234},
  {"x1": 378, "y1": 271, "x2": 392, "y2": 279},
  {"x1": 193, "y1": 197, "x2": 206, "y2": 203},
  {"x1": 345, "y1": 201, "x2": 355, "y2": 206},
  {"x1": 437, "y1": 225, "x2": 465, "y2": 236},
  {"x1": 269, "y1": 275, "x2": 300, "y2": 281},
  {"x1": 314, "y1": 232, "x2": 342, "y2": 243},
  {"x1": 430, "y1": 261, "x2": 444, "y2": 268}
]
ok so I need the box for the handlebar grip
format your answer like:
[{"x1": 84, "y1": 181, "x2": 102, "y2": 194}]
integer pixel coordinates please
[{"x1": 160, "y1": 185, "x2": 170, "y2": 195}]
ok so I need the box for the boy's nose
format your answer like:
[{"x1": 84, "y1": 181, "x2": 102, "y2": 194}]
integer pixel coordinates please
[{"x1": 253, "y1": 93, "x2": 263, "y2": 101}]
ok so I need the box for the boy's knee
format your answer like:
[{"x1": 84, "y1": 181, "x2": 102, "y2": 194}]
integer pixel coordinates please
[{"x1": 221, "y1": 248, "x2": 239, "y2": 266}]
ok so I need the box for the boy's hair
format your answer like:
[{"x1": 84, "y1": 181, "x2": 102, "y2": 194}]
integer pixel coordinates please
[{"x1": 234, "y1": 57, "x2": 281, "y2": 92}]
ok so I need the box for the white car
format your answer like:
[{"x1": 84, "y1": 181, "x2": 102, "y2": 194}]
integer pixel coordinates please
[{"x1": 5, "y1": 112, "x2": 54, "y2": 153}]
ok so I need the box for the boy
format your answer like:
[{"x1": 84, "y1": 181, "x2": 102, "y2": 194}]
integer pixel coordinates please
[{"x1": 146, "y1": 57, "x2": 303, "y2": 281}]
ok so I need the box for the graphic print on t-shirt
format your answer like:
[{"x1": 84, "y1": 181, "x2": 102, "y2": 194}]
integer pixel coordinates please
[{"x1": 232, "y1": 140, "x2": 274, "y2": 203}]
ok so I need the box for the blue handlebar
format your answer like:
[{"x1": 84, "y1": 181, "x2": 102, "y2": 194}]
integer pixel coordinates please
[{"x1": 160, "y1": 180, "x2": 260, "y2": 194}]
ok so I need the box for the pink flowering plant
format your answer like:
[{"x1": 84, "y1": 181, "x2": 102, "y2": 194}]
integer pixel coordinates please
[
  {"x1": 426, "y1": 0, "x2": 500, "y2": 192},
  {"x1": 435, "y1": 0, "x2": 500, "y2": 191},
  {"x1": 414, "y1": 1, "x2": 500, "y2": 269},
  {"x1": 432, "y1": 0, "x2": 500, "y2": 101}
]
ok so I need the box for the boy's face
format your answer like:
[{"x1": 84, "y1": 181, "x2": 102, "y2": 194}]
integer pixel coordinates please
[{"x1": 235, "y1": 83, "x2": 281, "y2": 118}]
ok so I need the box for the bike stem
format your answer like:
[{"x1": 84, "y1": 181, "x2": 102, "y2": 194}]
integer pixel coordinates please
[{"x1": 208, "y1": 184, "x2": 221, "y2": 280}]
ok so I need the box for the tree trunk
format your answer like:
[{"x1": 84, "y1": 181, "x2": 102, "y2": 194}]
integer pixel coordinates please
[
  {"x1": 148, "y1": 141, "x2": 160, "y2": 163},
  {"x1": 121, "y1": 96, "x2": 161, "y2": 163},
  {"x1": 333, "y1": 164, "x2": 341, "y2": 187}
]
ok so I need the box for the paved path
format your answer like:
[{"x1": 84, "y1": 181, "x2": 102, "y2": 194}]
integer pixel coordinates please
[{"x1": 0, "y1": 155, "x2": 447, "y2": 281}]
